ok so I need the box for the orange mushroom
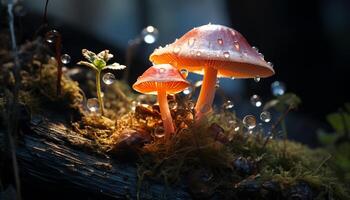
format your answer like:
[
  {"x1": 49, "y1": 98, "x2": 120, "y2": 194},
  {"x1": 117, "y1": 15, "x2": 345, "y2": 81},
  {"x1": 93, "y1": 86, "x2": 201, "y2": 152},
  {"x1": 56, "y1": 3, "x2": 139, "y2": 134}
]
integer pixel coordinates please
[
  {"x1": 150, "y1": 24, "x2": 275, "y2": 120},
  {"x1": 133, "y1": 64, "x2": 190, "y2": 138}
]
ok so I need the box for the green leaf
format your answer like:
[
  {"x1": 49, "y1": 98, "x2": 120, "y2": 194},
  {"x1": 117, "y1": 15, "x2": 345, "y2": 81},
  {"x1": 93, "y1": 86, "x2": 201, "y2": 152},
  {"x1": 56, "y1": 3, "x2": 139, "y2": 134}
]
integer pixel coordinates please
[
  {"x1": 263, "y1": 93, "x2": 301, "y2": 112},
  {"x1": 93, "y1": 58, "x2": 106, "y2": 70},
  {"x1": 77, "y1": 61, "x2": 97, "y2": 71},
  {"x1": 326, "y1": 112, "x2": 350, "y2": 135},
  {"x1": 104, "y1": 63, "x2": 126, "y2": 70},
  {"x1": 317, "y1": 130, "x2": 338, "y2": 145}
]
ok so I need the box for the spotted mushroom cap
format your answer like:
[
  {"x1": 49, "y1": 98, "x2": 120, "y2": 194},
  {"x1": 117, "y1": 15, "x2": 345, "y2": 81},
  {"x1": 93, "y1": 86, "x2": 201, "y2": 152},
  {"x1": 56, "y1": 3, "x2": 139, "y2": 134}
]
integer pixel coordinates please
[
  {"x1": 133, "y1": 64, "x2": 190, "y2": 95},
  {"x1": 150, "y1": 24, "x2": 275, "y2": 78}
]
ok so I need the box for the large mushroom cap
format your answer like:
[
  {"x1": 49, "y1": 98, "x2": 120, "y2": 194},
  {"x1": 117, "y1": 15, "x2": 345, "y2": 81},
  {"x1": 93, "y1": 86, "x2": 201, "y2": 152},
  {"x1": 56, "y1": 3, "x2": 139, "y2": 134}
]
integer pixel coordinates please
[
  {"x1": 150, "y1": 24, "x2": 275, "y2": 78},
  {"x1": 133, "y1": 64, "x2": 190, "y2": 95}
]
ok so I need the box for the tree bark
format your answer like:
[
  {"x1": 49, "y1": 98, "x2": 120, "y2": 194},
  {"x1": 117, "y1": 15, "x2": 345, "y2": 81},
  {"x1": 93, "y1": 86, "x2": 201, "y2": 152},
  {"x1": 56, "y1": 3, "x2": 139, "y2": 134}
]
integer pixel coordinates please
[{"x1": 0, "y1": 115, "x2": 191, "y2": 199}]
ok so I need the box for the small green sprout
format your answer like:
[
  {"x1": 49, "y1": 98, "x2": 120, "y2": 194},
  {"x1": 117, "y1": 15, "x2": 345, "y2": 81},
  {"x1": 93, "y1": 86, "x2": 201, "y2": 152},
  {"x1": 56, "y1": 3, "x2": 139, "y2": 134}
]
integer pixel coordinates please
[{"x1": 78, "y1": 49, "x2": 126, "y2": 115}]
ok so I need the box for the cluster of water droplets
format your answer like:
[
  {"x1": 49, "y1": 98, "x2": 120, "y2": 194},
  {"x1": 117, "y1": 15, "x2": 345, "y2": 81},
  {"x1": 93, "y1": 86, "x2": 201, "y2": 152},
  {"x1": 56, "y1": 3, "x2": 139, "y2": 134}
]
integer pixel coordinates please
[
  {"x1": 141, "y1": 26, "x2": 159, "y2": 44},
  {"x1": 250, "y1": 94, "x2": 262, "y2": 107}
]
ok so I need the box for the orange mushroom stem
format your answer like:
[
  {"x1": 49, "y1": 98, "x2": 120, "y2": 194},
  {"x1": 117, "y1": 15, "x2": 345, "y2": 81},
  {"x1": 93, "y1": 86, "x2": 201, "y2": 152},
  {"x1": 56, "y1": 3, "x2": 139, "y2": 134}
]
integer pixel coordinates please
[
  {"x1": 132, "y1": 64, "x2": 190, "y2": 140},
  {"x1": 194, "y1": 66, "x2": 218, "y2": 120},
  {"x1": 157, "y1": 89, "x2": 175, "y2": 135}
]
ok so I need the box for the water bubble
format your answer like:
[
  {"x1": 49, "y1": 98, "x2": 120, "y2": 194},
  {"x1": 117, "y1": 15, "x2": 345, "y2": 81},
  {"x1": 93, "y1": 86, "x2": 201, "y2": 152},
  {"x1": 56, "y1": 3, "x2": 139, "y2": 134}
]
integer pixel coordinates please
[
  {"x1": 130, "y1": 101, "x2": 138, "y2": 111},
  {"x1": 254, "y1": 76, "x2": 260, "y2": 82},
  {"x1": 215, "y1": 79, "x2": 220, "y2": 88},
  {"x1": 180, "y1": 69, "x2": 188, "y2": 78},
  {"x1": 87, "y1": 98, "x2": 99, "y2": 112},
  {"x1": 45, "y1": 30, "x2": 59, "y2": 43},
  {"x1": 102, "y1": 72, "x2": 116, "y2": 85},
  {"x1": 154, "y1": 127, "x2": 165, "y2": 138},
  {"x1": 183, "y1": 87, "x2": 193, "y2": 95},
  {"x1": 173, "y1": 46, "x2": 181, "y2": 54},
  {"x1": 231, "y1": 77, "x2": 235, "y2": 80},
  {"x1": 196, "y1": 51, "x2": 201, "y2": 56},
  {"x1": 223, "y1": 100, "x2": 234, "y2": 109},
  {"x1": 258, "y1": 52, "x2": 264, "y2": 59},
  {"x1": 61, "y1": 54, "x2": 71, "y2": 64},
  {"x1": 141, "y1": 26, "x2": 159, "y2": 44},
  {"x1": 217, "y1": 38, "x2": 223, "y2": 45},
  {"x1": 234, "y1": 43, "x2": 240, "y2": 50},
  {"x1": 168, "y1": 100, "x2": 177, "y2": 110},
  {"x1": 190, "y1": 50, "x2": 195, "y2": 55},
  {"x1": 159, "y1": 67, "x2": 165, "y2": 73},
  {"x1": 260, "y1": 111, "x2": 271, "y2": 123},
  {"x1": 243, "y1": 115, "x2": 256, "y2": 129},
  {"x1": 234, "y1": 126, "x2": 240, "y2": 132},
  {"x1": 267, "y1": 62, "x2": 274, "y2": 68},
  {"x1": 250, "y1": 94, "x2": 262, "y2": 107},
  {"x1": 223, "y1": 52, "x2": 230, "y2": 58},
  {"x1": 188, "y1": 38, "x2": 196, "y2": 47},
  {"x1": 271, "y1": 81, "x2": 286, "y2": 96},
  {"x1": 252, "y1": 46, "x2": 259, "y2": 52},
  {"x1": 194, "y1": 80, "x2": 203, "y2": 87}
]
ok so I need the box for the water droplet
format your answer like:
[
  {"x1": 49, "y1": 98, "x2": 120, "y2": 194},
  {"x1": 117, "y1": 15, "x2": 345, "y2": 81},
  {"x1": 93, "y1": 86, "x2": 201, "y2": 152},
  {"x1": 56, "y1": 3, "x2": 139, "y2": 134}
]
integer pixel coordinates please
[
  {"x1": 243, "y1": 115, "x2": 256, "y2": 129},
  {"x1": 223, "y1": 100, "x2": 234, "y2": 109},
  {"x1": 159, "y1": 67, "x2": 165, "y2": 73},
  {"x1": 87, "y1": 98, "x2": 99, "y2": 112},
  {"x1": 242, "y1": 50, "x2": 248, "y2": 57},
  {"x1": 250, "y1": 94, "x2": 262, "y2": 107},
  {"x1": 258, "y1": 52, "x2": 264, "y2": 59},
  {"x1": 231, "y1": 30, "x2": 236, "y2": 36},
  {"x1": 217, "y1": 38, "x2": 223, "y2": 45},
  {"x1": 200, "y1": 104, "x2": 211, "y2": 113},
  {"x1": 102, "y1": 72, "x2": 115, "y2": 85},
  {"x1": 234, "y1": 42, "x2": 240, "y2": 50},
  {"x1": 173, "y1": 46, "x2": 181, "y2": 54},
  {"x1": 154, "y1": 127, "x2": 165, "y2": 138},
  {"x1": 61, "y1": 54, "x2": 71, "y2": 64},
  {"x1": 190, "y1": 50, "x2": 195, "y2": 55},
  {"x1": 180, "y1": 69, "x2": 188, "y2": 78},
  {"x1": 215, "y1": 79, "x2": 220, "y2": 88},
  {"x1": 141, "y1": 26, "x2": 159, "y2": 44},
  {"x1": 223, "y1": 52, "x2": 230, "y2": 58},
  {"x1": 188, "y1": 38, "x2": 196, "y2": 47},
  {"x1": 254, "y1": 76, "x2": 261, "y2": 82},
  {"x1": 196, "y1": 51, "x2": 201, "y2": 56},
  {"x1": 168, "y1": 100, "x2": 177, "y2": 110},
  {"x1": 271, "y1": 81, "x2": 286, "y2": 96},
  {"x1": 231, "y1": 77, "x2": 235, "y2": 80},
  {"x1": 45, "y1": 30, "x2": 59, "y2": 43},
  {"x1": 234, "y1": 126, "x2": 240, "y2": 132},
  {"x1": 183, "y1": 87, "x2": 193, "y2": 95},
  {"x1": 194, "y1": 80, "x2": 203, "y2": 87},
  {"x1": 260, "y1": 111, "x2": 271, "y2": 123},
  {"x1": 267, "y1": 62, "x2": 274, "y2": 68},
  {"x1": 252, "y1": 46, "x2": 259, "y2": 52}
]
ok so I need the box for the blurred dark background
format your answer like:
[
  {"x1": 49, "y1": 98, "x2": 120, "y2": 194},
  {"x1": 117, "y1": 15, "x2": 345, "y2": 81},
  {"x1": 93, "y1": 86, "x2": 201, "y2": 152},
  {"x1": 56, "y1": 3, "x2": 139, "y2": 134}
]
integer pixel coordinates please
[{"x1": 2, "y1": 0, "x2": 350, "y2": 145}]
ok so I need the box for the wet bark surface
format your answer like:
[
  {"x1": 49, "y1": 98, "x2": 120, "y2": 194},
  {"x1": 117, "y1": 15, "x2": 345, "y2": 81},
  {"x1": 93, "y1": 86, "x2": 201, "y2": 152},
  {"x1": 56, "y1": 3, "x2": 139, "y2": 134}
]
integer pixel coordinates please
[{"x1": 0, "y1": 115, "x2": 190, "y2": 200}]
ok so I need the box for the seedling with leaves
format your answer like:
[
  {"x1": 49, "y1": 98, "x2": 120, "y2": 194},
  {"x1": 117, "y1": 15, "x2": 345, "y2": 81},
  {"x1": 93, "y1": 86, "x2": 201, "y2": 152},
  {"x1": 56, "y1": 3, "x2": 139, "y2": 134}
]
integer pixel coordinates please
[{"x1": 78, "y1": 49, "x2": 126, "y2": 115}]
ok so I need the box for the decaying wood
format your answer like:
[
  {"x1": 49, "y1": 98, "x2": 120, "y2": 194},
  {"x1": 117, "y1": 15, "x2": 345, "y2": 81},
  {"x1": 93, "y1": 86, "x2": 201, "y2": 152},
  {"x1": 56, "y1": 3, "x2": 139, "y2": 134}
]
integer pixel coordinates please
[{"x1": 0, "y1": 115, "x2": 191, "y2": 199}]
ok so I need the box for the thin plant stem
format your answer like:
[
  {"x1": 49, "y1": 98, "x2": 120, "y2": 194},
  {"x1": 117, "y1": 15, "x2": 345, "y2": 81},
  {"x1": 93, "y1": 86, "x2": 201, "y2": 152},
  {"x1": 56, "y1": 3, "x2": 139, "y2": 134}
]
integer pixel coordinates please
[
  {"x1": 96, "y1": 70, "x2": 104, "y2": 115},
  {"x1": 281, "y1": 119, "x2": 288, "y2": 157}
]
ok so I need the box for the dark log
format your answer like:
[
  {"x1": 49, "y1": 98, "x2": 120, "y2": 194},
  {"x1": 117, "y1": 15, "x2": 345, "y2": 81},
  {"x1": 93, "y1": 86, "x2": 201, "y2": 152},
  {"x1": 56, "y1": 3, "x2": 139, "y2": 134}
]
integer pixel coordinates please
[{"x1": 0, "y1": 115, "x2": 191, "y2": 199}]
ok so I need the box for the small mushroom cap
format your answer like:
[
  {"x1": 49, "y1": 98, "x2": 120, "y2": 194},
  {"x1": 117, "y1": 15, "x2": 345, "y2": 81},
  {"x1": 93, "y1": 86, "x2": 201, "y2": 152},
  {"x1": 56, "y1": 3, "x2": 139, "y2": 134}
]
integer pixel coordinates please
[
  {"x1": 150, "y1": 24, "x2": 274, "y2": 78},
  {"x1": 133, "y1": 64, "x2": 190, "y2": 95}
]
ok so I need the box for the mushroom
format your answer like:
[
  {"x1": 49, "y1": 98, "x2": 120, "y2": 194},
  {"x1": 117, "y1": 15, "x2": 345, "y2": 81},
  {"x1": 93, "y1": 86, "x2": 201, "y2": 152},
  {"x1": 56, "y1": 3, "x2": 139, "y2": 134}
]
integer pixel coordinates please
[
  {"x1": 149, "y1": 24, "x2": 275, "y2": 120},
  {"x1": 133, "y1": 64, "x2": 190, "y2": 138}
]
